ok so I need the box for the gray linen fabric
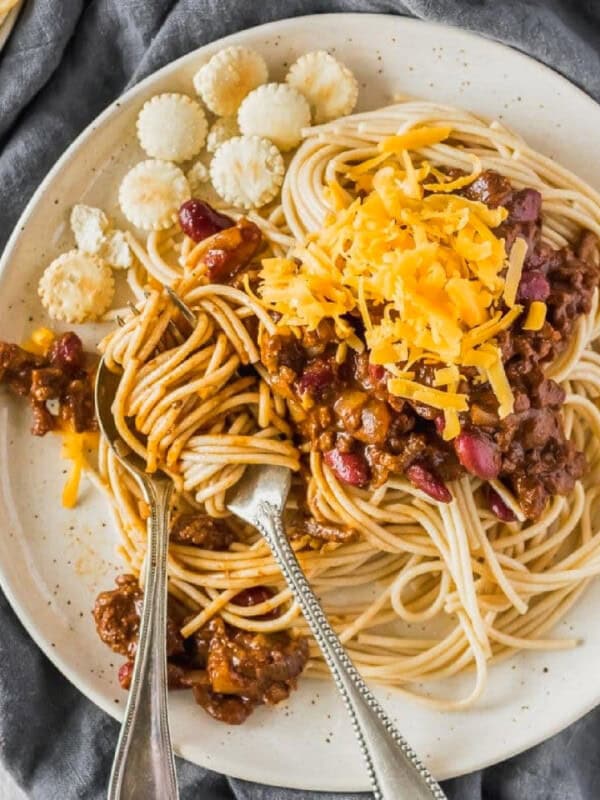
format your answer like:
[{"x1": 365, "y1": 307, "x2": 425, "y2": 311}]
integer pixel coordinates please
[{"x1": 1, "y1": 2, "x2": 600, "y2": 798}]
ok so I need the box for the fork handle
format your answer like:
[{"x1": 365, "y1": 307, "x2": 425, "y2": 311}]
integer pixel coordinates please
[
  {"x1": 256, "y1": 500, "x2": 446, "y2": 800},
  {"x1": 108, "y1": 478, "x2": 179, "y2": 800}
]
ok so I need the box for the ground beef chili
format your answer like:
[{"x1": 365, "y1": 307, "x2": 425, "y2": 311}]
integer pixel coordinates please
[
  {"x1": 0, "y1": 332, "x2": 97, "y2": 435},
  {"x1": 95, "y1": 511, "x2": 309, "y2": 726},
  {"x1": 169, "y1": 512, "x2": 234, "y2": 549},
  {"x1": 260, "y1": 171, "x2": 600, "y2": 520},
  {"x1": 285, "y1": 511, "x2": 360, "y2": 545}
]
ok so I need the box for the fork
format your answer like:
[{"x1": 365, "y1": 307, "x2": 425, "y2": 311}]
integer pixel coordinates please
[{"x1": 227, "y1": 464, "x2": 446, "y2": 800}]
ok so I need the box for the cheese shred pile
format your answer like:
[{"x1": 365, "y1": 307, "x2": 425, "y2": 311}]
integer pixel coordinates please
[{"x1": 260, "y1": 126, "x2": 531, "y2": 439}]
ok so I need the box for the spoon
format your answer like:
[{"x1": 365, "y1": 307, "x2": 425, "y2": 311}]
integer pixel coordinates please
[
  {"x1": 227, "y1": 464, "x2": 446, "y2": 800},
  {"x1": 95, "y1": 359, "x2": 179, "y2": 800}
]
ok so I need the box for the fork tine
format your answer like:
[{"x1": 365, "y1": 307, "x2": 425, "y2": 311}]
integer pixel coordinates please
[{"x1": 166, "y1": 286, "x2": 197, "y2": 326}]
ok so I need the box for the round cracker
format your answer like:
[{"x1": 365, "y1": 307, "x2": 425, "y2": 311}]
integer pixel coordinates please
[
  {"x1": 210, "y1": 135, "x2": 284, "y2": 209},
  {"x1": 38, "y1": 251, "x2": 114, "y2": 323},
  {"x1": 193, "y1": 46, "x2": 268, "y2": 116},
  {"x1": 119, "y1": 159, "x2": 191, "y2": 230},
  {"x1": 137, "y1": 93, "x2": 207, "y2": 162}
]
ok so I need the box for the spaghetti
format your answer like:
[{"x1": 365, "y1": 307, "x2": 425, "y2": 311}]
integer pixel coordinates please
[{"x1": 95, "y1": 101, "x2": 600, "y2": 711}]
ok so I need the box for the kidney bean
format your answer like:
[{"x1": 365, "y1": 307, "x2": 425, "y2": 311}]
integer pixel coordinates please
[
  {"x1": 485, "y1": 485, "x2": 516, "y2": 522},
  {"x1": 178, "y1": 199, "x2": 234, "y2": 242},
  {"x1": 118, "y1": 661, "x2": 133, "y2": 690},
  {"x1": 324, "y1": 448, "x2": 370, "y2": 487},
  {"x1": 48, "y1": 332, "x2": 84, "y2": 372},
  {"x1": 296, "y1": 359, "x2": 335, "y2": 399},
  {"x1": 433, "y1": 415, "x2": 445, "y2": 435},
  {"x1": 454, "y1": 429, "x2": 501, "y2": 480},
  {"x1": 406, "y1": 463, "x2": 452, "y2": 503},
  {"x1": 526, "y1": 241, "x2": 562, "y2": 274},
  {"x1": 507, "y1": 188, "x2": 542, "y2": 223},
  {"x1": 231, "y1": 586, "x2": 278, "y2": 620},
  {"x1": 517, "y1": 270, "x2": 550, "y2": 302},
  {"x1": 204, "y1": 219, "x2": 262, "y2": 283},
  {"x1": 367, "y1": 363, "x2": 386, "y2": 384}
]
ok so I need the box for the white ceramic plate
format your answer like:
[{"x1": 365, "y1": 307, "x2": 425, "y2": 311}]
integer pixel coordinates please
[{"x1": 1, "y1": 14, "x2": 600, "y2": 793}]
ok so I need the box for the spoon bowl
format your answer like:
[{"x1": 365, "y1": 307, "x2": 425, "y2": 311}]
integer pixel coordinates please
[{"x1": 96, "y1": 360, "x2": 167, "y2": 480}]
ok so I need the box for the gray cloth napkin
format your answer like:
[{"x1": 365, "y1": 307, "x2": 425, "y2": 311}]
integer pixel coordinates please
[{"x1": 1, "y1": 1, "x2": 600, "y2": 798}]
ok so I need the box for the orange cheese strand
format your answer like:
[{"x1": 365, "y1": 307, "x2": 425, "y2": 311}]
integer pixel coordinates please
[
  {"x1": 378, "y1": 126, "x2": 452, "y2": 153},
  {"x1": 523, "y1": 301, "x2": 547, "y2": 331},
  {"x1": 21, "y1": 327, "x2": 55, "y2": 356},
  {"x1": 424, "y1": 156, "x2": 482, "y2": 193},
  {"x1": 387, "y1": 378, "x2": 469, "y2": 412},
  {"x1": 61, "y1": 430, "x2": 99, "y2": 508},
  {"x1": 503, "y1": 237, "x2": 528, "y2": 308}
]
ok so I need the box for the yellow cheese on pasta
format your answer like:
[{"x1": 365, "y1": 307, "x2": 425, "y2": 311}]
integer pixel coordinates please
[
  {"x1": 522, "y1": 301, "x2": 547, "y2": 331},
  {"x1": 387, "y1": 378, "x2": 469, "y2": 412},
  {"x1": 484, "y1": 347, "x2": 514, "y2": 418},
  {"x1": 22, "y1": 327, "x2": 55, "y2": 356},
  {"x1": 443, "y1": 409, "x2": 461, "y2": 440},
  {"x1": 378, "y1": 126, "x2": 452, "y2": 153},
  {"x1": 259, "y1": 136, "x2": 521, "y2": 436},
  {"x1": 61, "y1": 430, "x2": 99, "y2": 508},
  {"x1": 503, "y1": 237, "x2": 528, "y2": 307}
]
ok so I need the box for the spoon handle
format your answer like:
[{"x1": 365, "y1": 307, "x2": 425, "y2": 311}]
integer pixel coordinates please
[
  {"x1": 255, "y1": 500, "x2": 446, "y2": 800},
  {"x1": 108, "y1": 478, "x2": 179, "y2": 800}
]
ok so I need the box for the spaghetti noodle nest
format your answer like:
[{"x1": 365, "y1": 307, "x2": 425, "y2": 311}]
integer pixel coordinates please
[{"x1": 97, "y1": 100, "x2": 600, "y2": 710}]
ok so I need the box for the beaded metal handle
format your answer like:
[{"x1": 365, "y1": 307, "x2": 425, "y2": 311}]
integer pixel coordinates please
[
  {"x1": 255, "y1": 500, "x2": 446, "y2": 800},
  {"x1": 107, "y1": 478, "x2": 179, "y2": 800}
]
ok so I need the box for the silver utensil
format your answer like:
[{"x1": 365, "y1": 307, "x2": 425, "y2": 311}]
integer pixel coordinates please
[
  {"x1": 95, "y1": 360, "x2": 179, "y2": 800},
  {"x1": 227, "y1": 464, "x2": 446, "y2": 800}
]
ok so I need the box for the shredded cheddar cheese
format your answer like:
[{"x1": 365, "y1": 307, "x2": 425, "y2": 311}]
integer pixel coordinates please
[
  {"x1": 523, "y1": 301, "x2": 547, "y2": 331},
  {"x1": 260, "y1": 127, "x2": 523, "y2": 435},
  {"x1": 387, "y1": 378, "x2": 469, "y2": 411},
  {"x1": 21, "y1": 327, "x2": 55, "y2": 356},
  {"x1": 503, "y1": 237, "x2": 528, "y2": 308},
  {"x1": 485, "y1": 345, "x2": 514, "y2": 418},
  {"x1": 442, "y1": 409, "x2": 461, "y2": 441},
  {"x1": 378, "y1": 126, "x2": 452, "y2": 153},
  {"x1": 61, "y1": 430, "x2": 99, "y2": 508}
]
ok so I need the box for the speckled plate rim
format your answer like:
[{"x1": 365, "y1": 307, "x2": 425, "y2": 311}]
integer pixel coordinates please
[{"x1": 2, "y1": 13, "x2": 600, "y2": 791}]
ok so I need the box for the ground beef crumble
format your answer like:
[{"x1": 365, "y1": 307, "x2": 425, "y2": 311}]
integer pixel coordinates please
[
  {"x1": 0, "y1": 332, "x2": 97, "y2": 435},
  {"x1": 95, "y1": 511, "x2": 309, "y2": 725},
  {"x1": 169, "y1": 512, "x2": 235, "y2": 549},
  {"x1": 95, "y1": 574, "x2": 308, "y2": 725}
]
